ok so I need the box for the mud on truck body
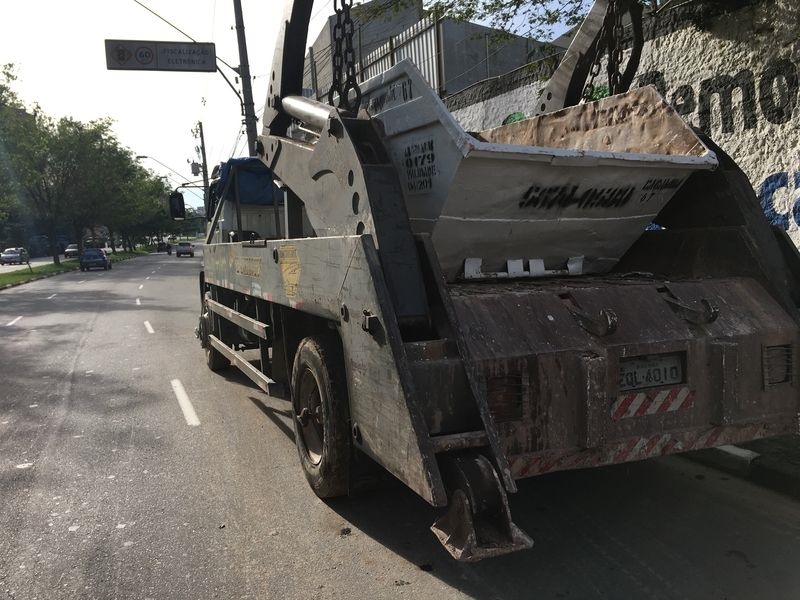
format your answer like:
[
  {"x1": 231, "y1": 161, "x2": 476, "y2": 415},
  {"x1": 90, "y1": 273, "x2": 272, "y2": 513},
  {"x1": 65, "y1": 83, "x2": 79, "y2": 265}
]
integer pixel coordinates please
[{"x1": 184, "y1": 0, "x2": 800, "y2": 560}]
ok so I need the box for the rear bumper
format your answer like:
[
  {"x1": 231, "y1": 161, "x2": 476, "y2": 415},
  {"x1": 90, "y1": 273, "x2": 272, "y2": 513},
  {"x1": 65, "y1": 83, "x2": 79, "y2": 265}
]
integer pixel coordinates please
[
  {"x1": 442, "y1": 276, "x2": 800, "y2": 479},
  {"x1": 509, "y1": 420, "x2": 797, "y2": 478}
]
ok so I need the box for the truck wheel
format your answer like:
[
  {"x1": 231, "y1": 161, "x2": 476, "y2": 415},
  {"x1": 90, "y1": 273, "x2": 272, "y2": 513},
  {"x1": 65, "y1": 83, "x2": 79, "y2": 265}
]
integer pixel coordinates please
[
  {"x1": 291, "y1": 335, "x2": 350, "y2": 498},
  {"x1": 201, "y1": 308, "x2": 230, "y2": 372}
]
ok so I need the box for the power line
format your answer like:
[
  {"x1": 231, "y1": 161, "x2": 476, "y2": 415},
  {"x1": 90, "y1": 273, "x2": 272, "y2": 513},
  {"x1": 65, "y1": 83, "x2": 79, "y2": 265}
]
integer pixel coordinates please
[{"x1": 131, "y1": 0, "x2": 238, "y2": 72}]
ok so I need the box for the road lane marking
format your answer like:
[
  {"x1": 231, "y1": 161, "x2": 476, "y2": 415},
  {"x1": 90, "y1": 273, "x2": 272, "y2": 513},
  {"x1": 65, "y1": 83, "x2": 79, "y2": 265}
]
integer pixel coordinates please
[
  {"x1": 145, "y1": 277, "x2": 150, "y2": 280},
  {"x1": 6, "y1": 316, "x2": 22, "y2": 326},
  {"x1": 78, "y1": 280, "x2": 86, "y2": 284},
  {"x1": 138, "y1": 284, "x2": 143, "y2": 290},
  {"x1": 47, "y1": 294, "x2": 57, "y2": 300},
  {"x1": 135, "y1": 298, "x2": 141, "y2": 306},
  {"x1": 143, "y1": 321, "x2": 155, "y2": 334},
  {"x1": 171, "y1": 379, "x2": 200, "y2": 426}
]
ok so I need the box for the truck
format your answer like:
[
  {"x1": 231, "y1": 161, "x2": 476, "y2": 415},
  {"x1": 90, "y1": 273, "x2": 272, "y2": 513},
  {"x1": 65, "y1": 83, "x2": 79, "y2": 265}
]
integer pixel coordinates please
[{"x1": 173, "y1": 0, "x2": 800, "y2": 561}]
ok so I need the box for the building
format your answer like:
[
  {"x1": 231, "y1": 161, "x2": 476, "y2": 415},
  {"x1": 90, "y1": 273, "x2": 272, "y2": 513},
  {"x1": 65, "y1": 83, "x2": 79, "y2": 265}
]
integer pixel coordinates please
[{"x1": 303, "y1": 0, "x2": 543, "y2": 100}]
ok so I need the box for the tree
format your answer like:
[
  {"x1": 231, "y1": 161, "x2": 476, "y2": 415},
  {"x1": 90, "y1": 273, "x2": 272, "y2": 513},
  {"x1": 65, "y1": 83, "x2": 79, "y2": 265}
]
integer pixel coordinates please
[
  {"x1": 1, "y1": 67, "x2": 171, "y2": 260},
  {"x1": 363, "y1": 0, "x2": 759, "y2": 41},
  {"x1": 111, "y1": 166, "x2": 172, "y2": 252},
  {"x1": 0, "y1": 65, "x2": 33, "y2": 230}
]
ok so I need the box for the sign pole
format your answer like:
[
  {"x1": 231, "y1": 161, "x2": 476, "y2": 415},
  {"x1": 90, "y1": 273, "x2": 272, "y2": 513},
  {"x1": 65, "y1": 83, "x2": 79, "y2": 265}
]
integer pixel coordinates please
[{"x1": 233, "y1": 0, "x2": 259, "y2": 157}]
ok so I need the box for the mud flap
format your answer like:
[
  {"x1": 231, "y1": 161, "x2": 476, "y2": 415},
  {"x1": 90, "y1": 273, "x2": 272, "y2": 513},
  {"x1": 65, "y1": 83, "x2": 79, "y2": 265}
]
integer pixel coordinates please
[{"x1": 430, "y1": 452, "x2": 533, "y2": 562}]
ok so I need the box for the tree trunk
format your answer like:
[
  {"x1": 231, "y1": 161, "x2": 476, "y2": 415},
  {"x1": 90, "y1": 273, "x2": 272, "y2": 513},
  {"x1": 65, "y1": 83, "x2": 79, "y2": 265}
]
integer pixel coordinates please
[
  {"x1": 108, "y1": 227, "x2": 117, "y2": 254},
  {"x1": 73, "y1": 223, "x2": 83, "y2": 252},
  {"x1": 48, "y1": 222, "x2": 61, "y2": 265}
]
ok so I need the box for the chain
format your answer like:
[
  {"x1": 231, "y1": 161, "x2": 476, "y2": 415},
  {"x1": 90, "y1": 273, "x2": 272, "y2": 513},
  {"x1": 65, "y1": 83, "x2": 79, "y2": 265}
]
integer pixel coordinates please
[
  {"x1": 327, "y1": 0, "x2": 362, "y2": 113},
  {"x1": 327, "y1": 1, "x2": 344, "y2": 106},
  {"x1": 583, "y1": 0, "x2": 627, "y2": 101},
  {"x1": 608, "y1": 1, "x2": 625, "y2": 94},
  {"x1": 582, "y1": 1, "x2": 611, "y2": 101}
]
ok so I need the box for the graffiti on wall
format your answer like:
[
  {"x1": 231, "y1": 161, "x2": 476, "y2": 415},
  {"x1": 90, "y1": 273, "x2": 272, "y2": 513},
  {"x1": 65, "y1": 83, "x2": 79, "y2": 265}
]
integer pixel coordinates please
[
  {"x1": 760, "y1": 171, "x2": 800, "y2": 229},
  {"x1": 638, "y1": 57, "x2": 799, "y2": 133}
]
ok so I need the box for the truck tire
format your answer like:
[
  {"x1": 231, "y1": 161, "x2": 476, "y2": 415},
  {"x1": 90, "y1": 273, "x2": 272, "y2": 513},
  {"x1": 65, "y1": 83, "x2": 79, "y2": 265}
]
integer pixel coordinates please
[
  {"x1": 291, "y1": 334, "x2": 350, "y2": 498},
  {"x1": 200, "y1": 301, "x2": 230, "y2": 371}
]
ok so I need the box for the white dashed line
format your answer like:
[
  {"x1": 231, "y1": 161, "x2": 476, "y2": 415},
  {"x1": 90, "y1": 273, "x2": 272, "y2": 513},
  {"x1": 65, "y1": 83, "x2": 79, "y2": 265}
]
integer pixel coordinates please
[
  {"x1": 47, "y1": 294, "x2": 57, "y2": 300},
  {"x1": 145, "y1": 277, "x2": 150, "y2": 280},
  {"x1": 138, "y1": 284, "x2": 143, "y2": 290},
  {"x1": 143, "y1": 321, "x2": 155, "y2": 334},
  {"x1": 170, "y1": 379, "x2": 200, "y2": 426},
  {"x1": 78, "y1": 280, "x2": 86, "y2": 284},
  {"x1": 6, "y1": 316, "x2": 22, "y2": 327},
  {"x1": 135, "y1": 298, "x2": 141, "y2": 306}
]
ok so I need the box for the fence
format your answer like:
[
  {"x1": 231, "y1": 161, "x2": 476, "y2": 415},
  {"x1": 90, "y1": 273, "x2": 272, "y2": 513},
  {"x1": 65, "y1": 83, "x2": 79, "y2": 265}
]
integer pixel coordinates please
[{"x1": 360, "y1": 16, "x2": 441, "y2": 93}]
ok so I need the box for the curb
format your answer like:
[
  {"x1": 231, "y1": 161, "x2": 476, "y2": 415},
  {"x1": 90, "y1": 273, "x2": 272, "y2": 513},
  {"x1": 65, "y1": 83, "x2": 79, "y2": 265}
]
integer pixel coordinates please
[
  {"x1": 685, "y1": 442, "x2": 800, "y2": 500},
  {"x1": 0, "y1": 269, "x2": 73, "y2": 290}
]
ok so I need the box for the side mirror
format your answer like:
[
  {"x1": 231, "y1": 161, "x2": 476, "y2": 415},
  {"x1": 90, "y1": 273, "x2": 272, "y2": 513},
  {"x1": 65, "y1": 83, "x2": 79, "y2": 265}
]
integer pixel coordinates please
[{"x1": 169, "y1": 191, "x2": 186, "y2": 220}]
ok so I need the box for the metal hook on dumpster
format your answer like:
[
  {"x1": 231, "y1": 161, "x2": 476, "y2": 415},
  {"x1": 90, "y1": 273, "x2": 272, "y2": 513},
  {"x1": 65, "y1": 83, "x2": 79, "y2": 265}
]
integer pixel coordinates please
[
  {"x1": 568, "y1": 306, "x2": 619, "y2": 337},
  {"x1": 663, "y1": 296, "x2": 719, "y2": 325}
]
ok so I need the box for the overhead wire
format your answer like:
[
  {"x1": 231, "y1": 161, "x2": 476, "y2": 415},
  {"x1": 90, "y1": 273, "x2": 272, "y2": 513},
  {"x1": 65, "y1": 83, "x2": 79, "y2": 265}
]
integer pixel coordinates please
[{"x1": 131, "y1": 0, "x2": 239, "y2": 72}]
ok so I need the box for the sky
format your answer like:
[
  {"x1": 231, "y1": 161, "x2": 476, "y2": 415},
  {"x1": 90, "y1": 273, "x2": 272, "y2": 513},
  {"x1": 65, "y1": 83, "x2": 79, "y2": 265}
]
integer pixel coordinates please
[{"x1": 0, "y1": 0, "x2": 336, "y2": 208}]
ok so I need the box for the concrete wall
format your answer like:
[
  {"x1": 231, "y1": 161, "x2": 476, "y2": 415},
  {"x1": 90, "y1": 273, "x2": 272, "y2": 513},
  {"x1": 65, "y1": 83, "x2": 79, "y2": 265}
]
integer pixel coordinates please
[
  {"x1": 439, "y1": 20, "x2": 538, "y2": 96},
  {"x1": 447, "y1": 0, "x2": 800, "y2": 243}
]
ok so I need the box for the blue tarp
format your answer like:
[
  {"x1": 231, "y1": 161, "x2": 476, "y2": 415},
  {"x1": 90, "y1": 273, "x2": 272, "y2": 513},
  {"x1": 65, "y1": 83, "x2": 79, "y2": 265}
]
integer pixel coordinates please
[{"x1": 215, "y1": 157, "x2": 283, "y2": 206}]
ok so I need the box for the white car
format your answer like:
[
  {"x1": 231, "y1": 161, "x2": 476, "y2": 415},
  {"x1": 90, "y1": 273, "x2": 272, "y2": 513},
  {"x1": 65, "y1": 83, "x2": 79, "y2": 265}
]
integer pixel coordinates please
[
  {"x1": 0, "y1": 247, "x2": 29, "y2": 265},
  {"x1": 175, "y1": 242, "x2": 195, "y2": 257}
]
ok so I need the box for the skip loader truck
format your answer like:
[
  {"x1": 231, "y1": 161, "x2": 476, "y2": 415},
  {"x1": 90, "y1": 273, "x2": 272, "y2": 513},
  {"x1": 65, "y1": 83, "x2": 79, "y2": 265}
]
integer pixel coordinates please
[{"x1": 173, "y1": 0, "x2": 800, "y2": 560}]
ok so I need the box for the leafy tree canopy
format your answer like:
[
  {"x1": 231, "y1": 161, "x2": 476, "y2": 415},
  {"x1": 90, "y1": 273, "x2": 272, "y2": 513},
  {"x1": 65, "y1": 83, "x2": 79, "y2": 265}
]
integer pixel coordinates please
[
  {"x1": 0, "y1": 63, "x2": 176, "y2": 260},
  {"x1": 361, "y1": 0, "x2": 762, "y2": 40}
]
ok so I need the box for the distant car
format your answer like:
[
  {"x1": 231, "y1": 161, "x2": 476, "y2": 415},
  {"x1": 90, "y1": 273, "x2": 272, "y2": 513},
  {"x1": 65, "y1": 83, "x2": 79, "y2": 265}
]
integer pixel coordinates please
[
  {"x1": 175, "y1": 242, "x2": 195, "y2": 257},
  {"x1": 79, "y1": 248, "x2": 111, "y2": 271},
  {"x1": 0, "y1": 247, "x2": 28, "y2": 265},
  {"x1": 64, "y1": 244, "x2": 79, "y2": 258}
]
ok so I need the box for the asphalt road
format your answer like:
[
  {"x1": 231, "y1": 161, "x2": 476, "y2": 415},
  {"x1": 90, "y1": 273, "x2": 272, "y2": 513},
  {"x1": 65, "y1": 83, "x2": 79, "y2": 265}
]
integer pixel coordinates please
[{"x1": 1, "y1": 248, "x2": 800, "y2": 599}]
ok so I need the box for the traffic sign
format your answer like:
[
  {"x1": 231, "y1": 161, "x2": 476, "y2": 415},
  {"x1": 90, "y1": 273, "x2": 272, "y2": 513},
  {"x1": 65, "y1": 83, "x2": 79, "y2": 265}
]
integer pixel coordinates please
[{"x1": 105, "y1": 40, "x2": 216, "y2": 73}]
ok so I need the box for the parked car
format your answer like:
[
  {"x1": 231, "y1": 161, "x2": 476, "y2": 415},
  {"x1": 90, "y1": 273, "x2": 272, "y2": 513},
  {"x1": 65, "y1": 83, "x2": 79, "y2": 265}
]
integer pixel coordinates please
[
  {"x1": 175, "y1": 242, "x2": 195, "y2": 257},
  {"x1": 79, "y1": 248, "x2": 111, "y2": 271},
  {"x1": 0, "y1": 247, "x2": 29, "y2": 265},
  {"x1": 64, "y1": 243, "x2": 80, "y2": 258}
]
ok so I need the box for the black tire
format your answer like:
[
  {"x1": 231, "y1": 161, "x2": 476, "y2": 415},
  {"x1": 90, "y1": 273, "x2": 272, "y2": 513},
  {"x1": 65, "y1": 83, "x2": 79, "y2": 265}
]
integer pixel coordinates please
[
  {"x1": 104, "y1": 265, "x2": 108, "y2": 270},
  {"x1": 108, "y1": 263, "x2": 112, "y2": 270},
  {"x1": 201, "y1": 303, "x2": 230, "y2": 371},
  {"x1": 291, "y1": 334, "x2": 350, "y2": 498},
  {"x1": 206, "y1": 339, "x2": 229, "y2": 371}
]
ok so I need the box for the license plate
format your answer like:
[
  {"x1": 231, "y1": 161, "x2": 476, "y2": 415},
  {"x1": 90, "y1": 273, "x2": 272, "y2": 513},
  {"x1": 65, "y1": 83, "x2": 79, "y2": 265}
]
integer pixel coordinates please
[{"x1": 619, "y1": 353, "x2": 684, "y2": 391}]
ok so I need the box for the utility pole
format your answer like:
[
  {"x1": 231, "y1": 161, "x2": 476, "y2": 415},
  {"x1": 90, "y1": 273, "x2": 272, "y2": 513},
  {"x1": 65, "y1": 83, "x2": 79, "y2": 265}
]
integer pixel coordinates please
[
  {"x1": 193, "y1": 121, "x2": 211, "y2": 209},
  {"x1": 233, "y1": 0, "x2": 258, "y2": 156}
]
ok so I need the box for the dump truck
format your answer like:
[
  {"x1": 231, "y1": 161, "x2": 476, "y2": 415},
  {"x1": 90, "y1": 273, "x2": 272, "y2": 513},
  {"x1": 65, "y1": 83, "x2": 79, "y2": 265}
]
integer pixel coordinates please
[{"x1": 177, "y1": 0, "x2": 800, "y2": 560}]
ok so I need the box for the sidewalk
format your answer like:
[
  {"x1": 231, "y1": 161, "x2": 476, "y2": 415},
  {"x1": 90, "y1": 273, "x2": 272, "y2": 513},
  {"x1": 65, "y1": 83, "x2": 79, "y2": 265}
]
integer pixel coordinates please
[{"x1": 687, "y1": 434, "x2": 800, "y2": 499}]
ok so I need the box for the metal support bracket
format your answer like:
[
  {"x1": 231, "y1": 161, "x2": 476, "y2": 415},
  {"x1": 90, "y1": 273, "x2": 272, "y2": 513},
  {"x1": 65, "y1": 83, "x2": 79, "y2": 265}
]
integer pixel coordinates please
[{"x1": 430, "y1": 452, "x2": 533, "y2": 562}]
